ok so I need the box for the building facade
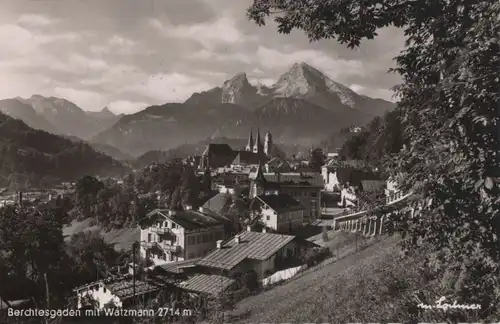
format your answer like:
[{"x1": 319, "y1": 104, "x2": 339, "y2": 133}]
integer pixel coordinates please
[{"x1": 138, "y1": 209, "x2": 226, "y2": 266}]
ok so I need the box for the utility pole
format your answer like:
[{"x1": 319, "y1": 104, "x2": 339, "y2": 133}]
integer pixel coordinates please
[
  {"x1": 132, "y1": 241, "x2": 136, "y2": 307},
  {"x1": 44, "y1": 273, "x2": 50, "y2": 310}
]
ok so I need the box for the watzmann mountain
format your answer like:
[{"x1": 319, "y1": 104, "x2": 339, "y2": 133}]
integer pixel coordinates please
[{"x1": 92, "y1": 62, "x2": 396, "y2": 157}]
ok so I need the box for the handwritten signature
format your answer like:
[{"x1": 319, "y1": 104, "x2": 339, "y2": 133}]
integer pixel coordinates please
[{"x1": 417, "y1": 296, "x2": 481, "y2": 310}]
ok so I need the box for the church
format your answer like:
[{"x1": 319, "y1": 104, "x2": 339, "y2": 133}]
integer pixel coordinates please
[{"x1": 199, "y1": 129, "x2": 273, "y2": 169}]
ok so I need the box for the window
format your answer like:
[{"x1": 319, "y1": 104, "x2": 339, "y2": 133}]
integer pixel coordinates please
[
  {"x1": 103, "y1": 287, "x2": 107, "y2": 293},
  {"x1": 159, "y1": 237, "x2": 163, "y2": 243},
  {"x1": 197, "y1": 236, "x2": 202, "y2": 244},
  {"x1": 147, "y1": 233, "x2": 152, "y2": 242},
  {"x1": 172, "y1": 223, "x2": 177, "y2": 229},
  {"x1": 266, "y1": 215, "x2": 270, "y2": 221},
  {"x1": 311, "y1": 192, "x2": 318, "y2": 197},
  {"x1": 303, "y1": 192, "x2": 308, "y2": 197}
]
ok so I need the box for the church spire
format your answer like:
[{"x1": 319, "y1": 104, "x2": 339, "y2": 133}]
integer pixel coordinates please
[
  {"x1": 246, "y1": 128, "x2": 254, "y2": 152},
  {"x1": 254, "y1": 128, "x2": 263, "y2": 154},
  {"x1": 253, "y1": 161, "x2": 267, "y2": 185}
]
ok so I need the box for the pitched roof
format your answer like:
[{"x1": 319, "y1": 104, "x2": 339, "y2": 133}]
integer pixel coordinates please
[
  {"x1": 257, "y1": 193, "x2": 305, "y2": 214},
  {"x1": 202, "y1": 144, "x2": 233, "y2": 156},
  {"x1": 231, "y1": 151, "x2": 266, "y2": 165},
  {"x1": 263, "y1": 172, "x2": 324, "y2": 187},
  {"x1": 139, "y1": 209, "x2": 224, "y2": 230},
  {"x1": 196, "y1": 231, "x2": 296, "y2": 270},
  {"x1": 202, "y1": 193, "x2": 232, "y2": 215},
  {"x1": 336, "y1": 167, "x2": 381, "y2": 187},
  {"x1": 178, "y1": 274, "x2": 235, "y2": 295},
  {"x1": 157, "y1": 258, "x2": 200, "y2": 274}
]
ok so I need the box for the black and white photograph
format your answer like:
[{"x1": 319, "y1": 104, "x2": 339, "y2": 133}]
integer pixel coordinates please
[{"x1": 0, "y1": 0, "x2": 499, "y2": 323}]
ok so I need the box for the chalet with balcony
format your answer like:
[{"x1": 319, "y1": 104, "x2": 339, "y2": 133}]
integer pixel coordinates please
[{"x1": 138, "y1": 208, "x2": 227, "y2": 266}]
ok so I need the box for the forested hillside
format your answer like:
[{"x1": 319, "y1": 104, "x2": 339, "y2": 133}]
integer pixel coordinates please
[{"x1": 0, "y1": 112, "x2": 128, "y2": 187}]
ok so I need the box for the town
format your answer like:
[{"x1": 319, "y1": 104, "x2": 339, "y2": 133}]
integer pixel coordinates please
[
  {"x1": 0, "y1": 127, "x2": 418, "y2": 323},
  {"x1": 0, "y1": 0, "x2": 498, "y2": 323}
]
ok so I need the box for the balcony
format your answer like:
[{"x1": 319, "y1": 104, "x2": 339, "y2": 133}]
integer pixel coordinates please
[
  {"x1": 141, "y1": 241, "x2": 181, "y2": 254},
  {"x1": 151, "y1": 227, "x2": 176, "y2": 238},
  {"x1": 141, "y1": 241, "x2": 155, "y2": 249},
  {"x1": 161, "y1": 244, "x2": 181, "y2": 253}
]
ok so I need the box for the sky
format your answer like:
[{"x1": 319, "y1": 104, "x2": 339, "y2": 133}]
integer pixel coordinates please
[{"x1": 0, "y1": 0, "x2": 406, "y2": 114}]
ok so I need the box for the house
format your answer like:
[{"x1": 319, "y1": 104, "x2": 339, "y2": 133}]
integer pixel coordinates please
[
  {"x1": 196, "y1": 228, "x2": 310, "y2": 278},
  {"x1": 338, "y1": 177, "x2": 386, "y2": 208},
  {"x1": 138, "y1": 208, "x2": 228, "y2": 266},
  {"x1": 322, "y1": 159, "x2": 369, "y2": 191},
  {"x1": 251, "y1": 193, "x2": 305, "y2": 233},
  {"x1": 74, "y1": 278, "x2": 161, "y2": 310},
  {"x1": 249, "y1": 166, "x2": 323, "y2": 223}
]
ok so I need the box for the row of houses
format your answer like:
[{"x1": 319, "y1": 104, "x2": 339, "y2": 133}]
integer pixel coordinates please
[{"x1": 76, "y1": 225, "x2": 317, "y2": 310}]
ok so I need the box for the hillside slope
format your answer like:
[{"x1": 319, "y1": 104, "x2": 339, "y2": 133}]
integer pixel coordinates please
[
  {"x1": 0, "y1": 112, "x2": 128, "y2": 184},
  {"x1": 228, "y1": 234, "x2": 428, "y2": 324}
]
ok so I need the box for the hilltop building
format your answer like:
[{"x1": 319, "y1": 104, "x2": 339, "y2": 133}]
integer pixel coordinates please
[{"x1": 199, "y1": 129, "x2": 273, "y2": 169}]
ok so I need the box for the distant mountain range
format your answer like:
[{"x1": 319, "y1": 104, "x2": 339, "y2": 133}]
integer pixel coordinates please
[
  {"x1": 0, "y1": 95, "x2": 122, "y2": 140},
  {"x1": 0, "y1": 111, "x2": 128, "y2": 187},
  {"x1": 92, "y1": 62, "x2": 396, "y2": 157}
]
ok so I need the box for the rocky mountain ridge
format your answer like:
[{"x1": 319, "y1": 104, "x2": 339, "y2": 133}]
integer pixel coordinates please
[{"x1": 92, "y1": 62, "x2": 396, "y2": 157}]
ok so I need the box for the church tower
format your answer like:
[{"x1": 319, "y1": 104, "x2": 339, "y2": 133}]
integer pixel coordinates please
[
  {"x1": 253, "y1": 129, "x2": 263, "y2": 154},
  {"x1": 245, "y1": 129, "x2": 254, "y2": 152},
  {"x1": 264, "y1": 132, "x2": 273, "y2": 156}
]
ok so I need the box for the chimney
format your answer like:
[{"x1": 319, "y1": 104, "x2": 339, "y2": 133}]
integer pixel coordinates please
[
  {"x1": 198, "y1": 207, "x2": 203, "y2": 212},
  {"x1": 234, "y1": 235, "x2": 240, "y2": 244},
  {"x1": 185, "y1": 205, "x2": 192, "y2": 210},
  {"x1": 216, "y1": 240, "x2": 223, "y2": 249},
  {"x1": 262, "y1": 227, "x2": 267, "y2": 233},
  {"x1": 246, "y1": 225, "x2": 252, "y2": 232},
  {"x1": 168, "y1": 210, "x2": 176, "y2": 217}
]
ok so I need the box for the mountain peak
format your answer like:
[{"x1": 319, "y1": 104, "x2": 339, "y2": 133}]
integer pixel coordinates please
[
  {"x1": 224, "y1": 72, "x2": 249, "y2": 87},
  {"x1": 221, "y1": 72, "x2": 263, "y2": 107},
  {"x1": 101, "y1": 107, "x2": 115, "y2": 115}
]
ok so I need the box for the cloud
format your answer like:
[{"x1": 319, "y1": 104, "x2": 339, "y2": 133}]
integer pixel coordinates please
[
  {"x1": 249, "y1": 77, "x2": 275, "y2": 86},
  {"x1": 149, "y1": 15, "x2": 255, "y2": 50},
  {"x1": 53, "y1": 87, "x2": 106, "y2": 110},
  {"x1": 125, "y1": 73, "x2": 213, "y2": 102},
  {"x1": 256, "y1": 46, "x2": 366, "y2": 79},
  {"x1": 349, "y1": 84, "x2": 396, "y2": 102},
  {"x1": 189, "y1": 49, "x2": 252, "y2": 64},
  {"x1": 17, "y1": 14, "x2": 55, "y2": 27},
  {"x1": 90, "y1": 35, "x2": 138, "y2": 55},
  {"x1": 107, "y1": 100, "x2": 148, "y2": 114}
]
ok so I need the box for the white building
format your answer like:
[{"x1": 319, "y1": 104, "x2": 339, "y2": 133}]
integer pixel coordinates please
[
  {"x1": 138, "y1": 208, "x2": 228, "y2": 266},
  {"x1": 74, "y1": 278, "x2": 159, "y2": 310},
  {"x1": 252, "y1": 193, "x2": 305, "y2": 233}
]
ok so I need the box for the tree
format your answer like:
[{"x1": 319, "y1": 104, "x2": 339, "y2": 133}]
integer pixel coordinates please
[
  {"x1": 309, "y1": 148, "x2": 325, "y2": 171},
  {"x1": 247, "y1": 0, "x2": 500, "y2": 320}
]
